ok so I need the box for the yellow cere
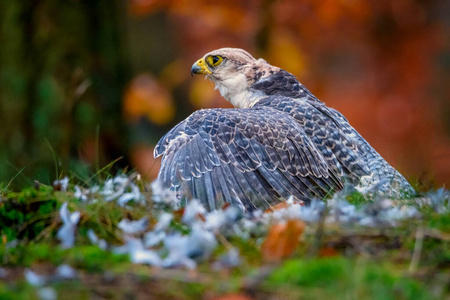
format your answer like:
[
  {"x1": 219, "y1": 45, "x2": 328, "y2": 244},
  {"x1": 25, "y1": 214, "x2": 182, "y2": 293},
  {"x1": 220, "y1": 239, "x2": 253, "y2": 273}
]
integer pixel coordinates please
[{"x1": 194, "y1": 59, "x2": 212, "y2": 75}]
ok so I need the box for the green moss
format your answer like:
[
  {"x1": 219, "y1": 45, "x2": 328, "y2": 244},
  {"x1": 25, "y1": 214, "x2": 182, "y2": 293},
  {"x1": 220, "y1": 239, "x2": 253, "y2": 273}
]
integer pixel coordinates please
[
  {"x1": 66, "y1": 245, "x2": 129, "y2": 271},
  {"x1": 0, "y1": 187, "x2": 60, "y2": 241},
  {"x1": 269, "y1": 257, "x2": 349, "y2": 288},
  {"x1": 267, "y1": 257, "x2": 434, "y2": 300},
  {"x1": 0, "y1": 281, "x2": 36, "y2": 300},
  {"x1": 427, "y1": 212, "x2": 450, "y2": 232},
  {"x1": 0, "y1": 177, "x2": 448, "y2": 299},
  {"x1": 346, "y1": 190, "x2": 368, "y2": 205}
]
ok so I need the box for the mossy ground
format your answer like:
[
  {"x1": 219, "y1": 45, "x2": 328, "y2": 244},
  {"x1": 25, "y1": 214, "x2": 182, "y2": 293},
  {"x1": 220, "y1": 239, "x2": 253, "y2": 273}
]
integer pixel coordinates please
[{"x1": 0, "y1": 178, "x2": 448, "y2": 300}]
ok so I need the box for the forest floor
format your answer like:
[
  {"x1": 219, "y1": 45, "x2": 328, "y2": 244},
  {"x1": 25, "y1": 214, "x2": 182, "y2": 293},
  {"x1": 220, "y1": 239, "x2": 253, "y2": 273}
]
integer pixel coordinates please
[{"x1": 0, "y1": 174, "x2": 449, "y2": 300}]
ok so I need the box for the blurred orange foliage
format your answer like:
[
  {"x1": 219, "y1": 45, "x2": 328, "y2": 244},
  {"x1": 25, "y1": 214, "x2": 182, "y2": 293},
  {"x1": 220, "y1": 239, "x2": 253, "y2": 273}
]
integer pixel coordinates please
[
  {"x1": 123, "y1": 73, "x2": 174, "y2": 126},
  {"x1": 124, "y1": 0, "x2": 450, "y2": 186},
  {"x1": 129, "y1": 144, "x2": 161, "y2": 180}
]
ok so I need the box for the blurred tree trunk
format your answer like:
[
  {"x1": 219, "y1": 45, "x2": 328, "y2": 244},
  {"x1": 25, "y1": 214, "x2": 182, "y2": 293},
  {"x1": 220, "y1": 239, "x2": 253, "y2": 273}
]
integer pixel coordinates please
[{"x1": 0, "y1": 0, "x2": 127, "y2": 186}]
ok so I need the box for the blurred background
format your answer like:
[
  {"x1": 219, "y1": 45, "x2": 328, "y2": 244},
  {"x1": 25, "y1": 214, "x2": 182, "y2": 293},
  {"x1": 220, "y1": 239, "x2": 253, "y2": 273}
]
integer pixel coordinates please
[{"x1": 1, "y1": 0, "x2": 449, "y2": 189}]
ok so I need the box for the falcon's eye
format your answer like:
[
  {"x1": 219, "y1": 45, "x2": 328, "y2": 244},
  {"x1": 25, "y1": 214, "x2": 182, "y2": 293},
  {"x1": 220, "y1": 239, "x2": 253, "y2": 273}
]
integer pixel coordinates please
[{"x1": 206, "y1": 55, "x2": 223, "y2": 67}]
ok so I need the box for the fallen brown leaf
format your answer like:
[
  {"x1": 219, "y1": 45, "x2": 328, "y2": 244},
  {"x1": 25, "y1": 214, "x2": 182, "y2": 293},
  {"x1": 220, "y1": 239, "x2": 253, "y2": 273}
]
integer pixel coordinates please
[
  {"x1": 318, "y1": 246, "x2": 339, "y2": 257},
  {"x1": 261, "y1": 219, "x2": 305, "y2": 261}
]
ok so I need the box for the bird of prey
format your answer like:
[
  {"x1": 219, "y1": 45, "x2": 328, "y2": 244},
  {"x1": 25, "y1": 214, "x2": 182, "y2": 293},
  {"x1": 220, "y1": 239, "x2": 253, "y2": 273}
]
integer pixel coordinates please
[{"x1": 154, "y1": 48, "x2": 415, "y2": 212}]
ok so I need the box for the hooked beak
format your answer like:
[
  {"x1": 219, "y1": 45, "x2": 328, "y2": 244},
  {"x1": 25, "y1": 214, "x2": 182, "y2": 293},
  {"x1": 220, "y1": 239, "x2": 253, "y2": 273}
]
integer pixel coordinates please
[{"x1": 191, "y1": 58, "x2": 212, "y2": 77}]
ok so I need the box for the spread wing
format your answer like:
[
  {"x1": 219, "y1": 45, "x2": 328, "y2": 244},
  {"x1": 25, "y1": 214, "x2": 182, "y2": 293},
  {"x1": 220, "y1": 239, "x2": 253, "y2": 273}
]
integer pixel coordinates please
[
  {"x1": 256, "y1": 96, "x2": 373, "y2": 181},
  {"x1": 154, "y1": 105, "x2": 344, "y2": 211}
]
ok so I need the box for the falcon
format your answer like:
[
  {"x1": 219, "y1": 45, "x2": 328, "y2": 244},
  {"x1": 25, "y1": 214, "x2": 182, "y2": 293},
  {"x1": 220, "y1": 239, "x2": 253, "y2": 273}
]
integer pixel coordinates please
[{"x1": 154, "y1": 48, "x2": 415, "y2": 212}]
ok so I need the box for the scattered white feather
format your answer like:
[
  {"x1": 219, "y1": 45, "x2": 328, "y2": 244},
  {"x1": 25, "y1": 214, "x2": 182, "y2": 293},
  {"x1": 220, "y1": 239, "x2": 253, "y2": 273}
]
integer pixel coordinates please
[
  {"x1": 203, "y1": 210, "x2": 226, "y2": 231},
  {"x1": 144, "y1": 231, "x2": 166, "y2": 247},
  {"x1": 37, "y1": 287, "x2": 56, "y2": 300},
  {"x1": 161, "y1": 233, "x2": 196, "y2": 269},
  {"x1": 263, "y1": 199, "x2": 325, "y2": 224},
  {"x1": 143, "y1": 212, "x2": 173, "y2": 247},
  {"x1": 115, "y1": 237, "x2": 162, "y2": 266},
  {"x1": 56, "y1": 202, "x2": 80, "y2": 249},
  {"x1": 426, "y1": 188, "x2": 449, "y2": 213},
  {"x1": 383, "y1": 206, "x2": 419, "y2": 224},
  {"x1": 24, "y1": 269, "x2": 47, "y2": 287},
  {"x1": 6, "y1": 239, "x2": 18, "y2": 249},
  {"x1": 102, "y1": 176, "x2": 144, "y2": 205},
  {"x1": 162, "y1": 223, "x2": 217, "y2": 269},
  {"x1": 55, "y1": 264, "x2": 77, "y2": 279},
  {"x1": 53, "y1": 177, "x2": 69, "y2": 192},
  {"x1": 213, "y1": 248, "x2": 241, "y2": 270},
  {"x1": 117, "y1": 192, "x2": 137, "y2": 206},
  {"x1": 43, "y1": 174, "x2": 449, "y2": 271},
  {"x1": 150, "y1": 180, "x2": 181, "y2": 207},
  {"x1": 0, "y1": 267, "x2": 7, "y2": 278},
  {"x1": 118, "y1": 217, "x2": 149, "y2": 235},
  {"x1": 74, "y1": 174, "x2": 145, "y2": 205},
  {"x1": 182, "y1": 199, "x2": 206, "y2": 225},
  {"x1": 203, "y1": 206, "x2": 240, "y2": 231},
  {"x1": 132, "y1": 248, "x2": 162, "y2": 265},
  {"x1": 74, "y1": 186, "x2": 88, "y2": 202},
  {"x1": 186, "y1": 223, "x2": 218, "y2": 259},
  {"x1": 153, "y1": 213, "x2": 173, "y2": 232},
  {"x1": 87, "y1": 229, "x2": 108, "y2": 250}
]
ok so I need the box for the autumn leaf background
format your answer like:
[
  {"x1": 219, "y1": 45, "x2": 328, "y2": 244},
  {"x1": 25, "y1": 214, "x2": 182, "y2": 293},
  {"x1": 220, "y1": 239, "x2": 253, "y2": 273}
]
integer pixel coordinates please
[
  {"x1": 1, "y1": 3, "x2": 450, "y2": 297},
  {"x1": 1, "y1": 0, "x2": 449, "y2": 188}
]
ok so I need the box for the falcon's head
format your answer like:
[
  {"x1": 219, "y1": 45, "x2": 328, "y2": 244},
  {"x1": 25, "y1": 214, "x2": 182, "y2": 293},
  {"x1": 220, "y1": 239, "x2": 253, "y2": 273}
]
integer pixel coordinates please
[{"x1": 191, "y1": 48, "x2": 280, "y2": 108}]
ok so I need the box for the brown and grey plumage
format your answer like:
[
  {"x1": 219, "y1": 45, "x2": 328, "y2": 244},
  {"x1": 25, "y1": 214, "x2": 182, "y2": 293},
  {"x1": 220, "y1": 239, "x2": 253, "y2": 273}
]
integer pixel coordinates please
[{"x1": 154, "y1": 48, "x2": 415, "y2": 212}]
